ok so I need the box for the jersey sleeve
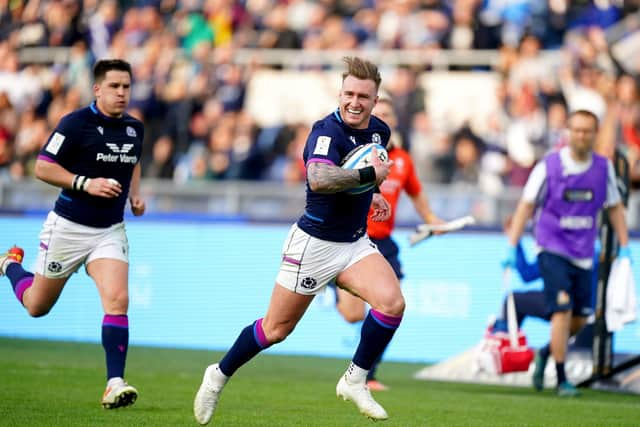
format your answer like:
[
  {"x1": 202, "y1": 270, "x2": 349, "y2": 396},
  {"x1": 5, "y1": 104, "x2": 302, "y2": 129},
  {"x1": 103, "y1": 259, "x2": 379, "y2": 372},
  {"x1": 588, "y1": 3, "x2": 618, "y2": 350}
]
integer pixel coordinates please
[
  {"x1": 604, "y1": 160, "x2": 622, "y2": 207},
  {"x1": 38, "y1": 114, "x2": 77, "y2": 164},
  {"x1": 381, "y1": 123, "x2": 391, "y2": 149},
  {"x1": 522, "y1": 161, "x2": 546, "y2": 203},
  {"x1": 134, "y1": 121, "x2": 145, "y2": 164},
  {"x1": 304, "y1": 122, "x2": 344, "y2": 166},
  {"x1": 403, "y1": 153, "x2": 422, "y2": 196}
]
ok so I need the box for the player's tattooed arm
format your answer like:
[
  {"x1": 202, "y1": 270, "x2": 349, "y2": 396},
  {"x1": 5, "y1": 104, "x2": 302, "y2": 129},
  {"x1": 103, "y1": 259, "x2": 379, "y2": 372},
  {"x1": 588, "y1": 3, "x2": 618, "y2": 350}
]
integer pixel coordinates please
[{"x1": 307, "y1": 162, "x2": 360, "y2": 193}]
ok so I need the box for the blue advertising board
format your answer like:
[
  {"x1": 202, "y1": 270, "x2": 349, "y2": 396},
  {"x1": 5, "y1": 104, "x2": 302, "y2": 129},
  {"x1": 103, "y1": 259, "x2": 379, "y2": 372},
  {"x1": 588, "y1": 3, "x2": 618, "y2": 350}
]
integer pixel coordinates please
[{"x1": 1, "y1": 216, "x2": 638, "y2": 363}]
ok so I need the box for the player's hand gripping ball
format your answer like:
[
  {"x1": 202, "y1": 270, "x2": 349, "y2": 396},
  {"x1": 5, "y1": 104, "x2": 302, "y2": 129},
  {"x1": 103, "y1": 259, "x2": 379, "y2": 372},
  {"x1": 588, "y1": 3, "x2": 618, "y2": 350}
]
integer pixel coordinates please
[{"x1": 340, "y1": 143, "x2": 388, "y2": 194}]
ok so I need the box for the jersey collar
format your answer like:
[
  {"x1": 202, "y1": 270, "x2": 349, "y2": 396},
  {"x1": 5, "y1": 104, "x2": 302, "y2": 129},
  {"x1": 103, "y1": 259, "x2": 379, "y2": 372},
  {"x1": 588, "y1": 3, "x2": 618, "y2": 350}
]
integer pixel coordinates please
[
  {"x1": 90, "y1": 101, "x2": 125, "y2": 122},
  {"x1": 333, "y1": 108, "x2": 343, "y2": 123}
]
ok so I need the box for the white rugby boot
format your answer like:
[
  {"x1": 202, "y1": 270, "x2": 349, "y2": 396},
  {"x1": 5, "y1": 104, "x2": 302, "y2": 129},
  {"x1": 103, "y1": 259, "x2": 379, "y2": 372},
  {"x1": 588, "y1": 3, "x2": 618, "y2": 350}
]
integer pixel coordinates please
[
  {"x1": 194, "y1": 363, "x2": 229, "y2": 425},
  {"x1": 101, "y1": 377, "x2": 138, "y2": 409},
  {"x1": 336, "y1": 374, "x2": 389, "y2": 420}
]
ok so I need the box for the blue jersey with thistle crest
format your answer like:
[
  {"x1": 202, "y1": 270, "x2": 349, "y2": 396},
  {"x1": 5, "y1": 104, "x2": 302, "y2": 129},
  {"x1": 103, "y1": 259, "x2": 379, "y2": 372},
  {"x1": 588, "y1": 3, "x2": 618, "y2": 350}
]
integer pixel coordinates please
[
  {"x1": 38, "y1": 102, "x2": 144, "y2": 227},
  {"x1": 297, "y1": 110, "x2": 390, "y2": 242}
]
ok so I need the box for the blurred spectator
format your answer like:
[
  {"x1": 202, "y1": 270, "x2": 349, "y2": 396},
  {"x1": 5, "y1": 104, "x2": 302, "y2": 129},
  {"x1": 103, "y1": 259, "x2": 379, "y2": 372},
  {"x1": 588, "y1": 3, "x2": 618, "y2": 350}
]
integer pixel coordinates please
[
  {"x1": 599, "y1": 73, "x2": 640, "y2": 187},
  {"x1": 215, "y1": 63, "x2": 246, "y2": 112},
  {"x1": 505, "y1": 82, "x2": 545, "y2": 186},
  {"x1": 44, "y1": 0, "x2": 83, "y2": 47},
  {"x1": 264, "y1": 122, "x2": 307, "y2": 182},
  {"x1": 478, "y1": 0, "x2": 531, "y2": 48},
  {"x1": 0, "y1": 0, "x2": 637, "y2": 202},
  {"x1": 0, "y1": 125, "x2": 12, "y2": 169},
  {"x1": 560, "y1": 63, "x2": 607, "y2": 121},
  {"x1": 443, "y1": 0, "x2": 477, "y2": 52},
  {"x1": 377, "y1": 0, "x2": 449, "y2": 49},
  {"x1": 258, "y1": 3, "x2": 301, "y2": 50},
  {"x1": 16, "y1": 0, "x2": 48, "y2": 47},
  {"x1": 508, "y1": 33, "x2": 546, "y2": 94},
  {"x1": 175, "y1": 6, "x2": 214, "y2": 52},
  {"x1": 386, "y1": 66, "x2": 426, "y2": 151},
  {"x1": 447, "y1": 126, "x2": 485, "y2": 186},
  {"x1": 0, "y1": 91, "x2": 18, "y2": 139},
  {"x1": 174, "y1": 143, "x2": 208, "y2": 183},
  {"x1": 542, "y1": 98, "x2": 568, "y2": 150},
  {"x1": 7, "y1": 158, "x2": 25, "y2": 180},
  {"x1": 144, "y1": 134, "x2": 175, "y2": 179},
  {"x1": 85, "y1": 0, "x2": 120, "y2": 60},
  {"x1": 226, "y1": 110, "x2": 256, "y2": 178},
  {"x1": 66, "y1": 40, "x2": 93, "y2": 104},
  {"x1": 205, "y1": 114, "x2": 236, "y2": 179},
  {"x1": 0, "y1": 49, "x2": 43, "y2": 112}
]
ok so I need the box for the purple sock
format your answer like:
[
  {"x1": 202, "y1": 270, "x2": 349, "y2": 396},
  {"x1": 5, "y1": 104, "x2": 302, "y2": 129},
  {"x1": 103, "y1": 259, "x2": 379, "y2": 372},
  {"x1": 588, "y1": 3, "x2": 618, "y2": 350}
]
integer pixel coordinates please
[
  {"x1": 6, "y1": 262, "x2": 34, "y2": 304},
  {"x1": 102, "y1": 314, "x2": 129, "y2": 380},
  {"x1": 219, "y1": 318, "x2": 271, "y2": 376},
  {"x1": 353, "y1": 309, "x2": 402, "y2": 370}
]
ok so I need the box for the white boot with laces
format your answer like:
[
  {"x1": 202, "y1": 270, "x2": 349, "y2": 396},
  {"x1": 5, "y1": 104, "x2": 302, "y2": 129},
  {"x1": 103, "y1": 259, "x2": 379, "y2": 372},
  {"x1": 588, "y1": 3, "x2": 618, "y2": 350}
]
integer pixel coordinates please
[{"x1": 336, "y1": 363, "x2": 388, "y2": 420}]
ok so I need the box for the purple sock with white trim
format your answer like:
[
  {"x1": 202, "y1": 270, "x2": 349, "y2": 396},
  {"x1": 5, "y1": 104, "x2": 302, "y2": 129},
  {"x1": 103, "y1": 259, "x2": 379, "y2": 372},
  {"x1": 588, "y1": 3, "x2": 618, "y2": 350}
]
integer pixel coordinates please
[
  {"x1": 219, "y1": 318, "x2": 271, "y2": 376},
  {"x1": 6, "y1": 263, "x2": 34, "y2": 305},
  {"x1": 353, "y1": 309, "x2": 402, "y2": 370},
  {"x1": 102, "y1": 314, "x2": 129, "y2": 380}
]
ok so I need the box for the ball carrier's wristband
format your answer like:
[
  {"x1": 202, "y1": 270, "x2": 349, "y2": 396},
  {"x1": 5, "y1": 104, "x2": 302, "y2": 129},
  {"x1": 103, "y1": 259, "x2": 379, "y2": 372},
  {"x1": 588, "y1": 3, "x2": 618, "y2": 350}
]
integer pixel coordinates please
[{"x1": 358, "y1": 166, "x2": 376, "y2": 184}]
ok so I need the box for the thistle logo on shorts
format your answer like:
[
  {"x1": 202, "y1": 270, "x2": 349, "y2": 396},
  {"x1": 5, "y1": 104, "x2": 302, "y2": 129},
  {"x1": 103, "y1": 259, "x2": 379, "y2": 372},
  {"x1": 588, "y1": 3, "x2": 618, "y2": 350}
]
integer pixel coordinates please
[
  {"x1": 300, "y1": 277, "x2": 318, "y2": 290},
  {"x1": 47, "y1": 261, "x2": 62, "y2": 273},
  {"x1": 557, "y1": 290, "x2": 570, "y2": 306}
]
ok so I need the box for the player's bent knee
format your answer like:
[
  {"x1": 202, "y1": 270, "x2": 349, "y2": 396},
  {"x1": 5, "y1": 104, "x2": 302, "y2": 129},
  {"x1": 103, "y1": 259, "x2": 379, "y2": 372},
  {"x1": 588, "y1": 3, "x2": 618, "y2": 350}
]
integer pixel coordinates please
[
  {"x1": 265, "y1": 324, "x2": 295, "y2": 344},
  {"x1": 336, "y1": 303, "x2": 365, "y2": 323},
  {"x1": 103, "y1": 293, "x2": 129, "y2": 312},
  {"x1": 390, "y1": 297, "x2": 406, "y2": 316},
  {"x1": 266, "y1": 331, "x2": 288, "y2": 344},
  {"x1": 372, "y1": 296, "x2": 405, "y2": 317},
  {"x1": 341, "y1": 312, "x2": 365, "y2": 323}
]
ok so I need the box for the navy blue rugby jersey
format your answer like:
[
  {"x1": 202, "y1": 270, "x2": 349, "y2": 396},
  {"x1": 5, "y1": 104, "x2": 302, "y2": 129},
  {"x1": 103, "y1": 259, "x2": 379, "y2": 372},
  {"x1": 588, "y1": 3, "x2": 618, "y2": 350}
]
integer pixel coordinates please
[
  {"x1": 38, "y1": 102, "x2": 144, "y2": 227},
  {"x1": 297, "y1": 110, "x2": 390, "y2": 242}
]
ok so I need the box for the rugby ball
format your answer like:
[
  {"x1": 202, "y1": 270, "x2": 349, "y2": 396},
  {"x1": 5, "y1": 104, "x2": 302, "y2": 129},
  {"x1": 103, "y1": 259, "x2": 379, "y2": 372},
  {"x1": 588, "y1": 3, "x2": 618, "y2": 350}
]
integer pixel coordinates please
[{"x1": 340, "y1": 143, "x2": 388, "y2": 194}]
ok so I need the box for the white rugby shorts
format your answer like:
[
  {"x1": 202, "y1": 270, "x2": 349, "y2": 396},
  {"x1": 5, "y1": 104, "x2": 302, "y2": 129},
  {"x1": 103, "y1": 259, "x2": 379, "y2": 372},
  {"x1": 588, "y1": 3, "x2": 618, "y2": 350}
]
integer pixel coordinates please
[
  {"x1": 276, "y1": 223, "x2": 379, "y2": 295},
  {"x1": 35, "y1": 211, "x2": 129, "y2": 278}
]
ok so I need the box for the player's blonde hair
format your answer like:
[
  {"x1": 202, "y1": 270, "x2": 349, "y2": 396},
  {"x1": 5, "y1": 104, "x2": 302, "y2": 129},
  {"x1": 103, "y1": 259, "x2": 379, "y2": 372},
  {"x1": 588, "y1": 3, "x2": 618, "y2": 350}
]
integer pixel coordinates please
[{"x1": 342, "y1": 57, "x2": 381, "y2": 90}]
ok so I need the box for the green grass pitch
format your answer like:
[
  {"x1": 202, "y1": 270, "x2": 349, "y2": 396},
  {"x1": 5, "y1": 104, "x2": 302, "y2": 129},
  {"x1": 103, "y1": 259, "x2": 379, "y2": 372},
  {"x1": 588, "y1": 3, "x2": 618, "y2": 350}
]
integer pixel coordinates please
[{"x1": 0, "y1": 337, "x2": 638, "y2": 426}]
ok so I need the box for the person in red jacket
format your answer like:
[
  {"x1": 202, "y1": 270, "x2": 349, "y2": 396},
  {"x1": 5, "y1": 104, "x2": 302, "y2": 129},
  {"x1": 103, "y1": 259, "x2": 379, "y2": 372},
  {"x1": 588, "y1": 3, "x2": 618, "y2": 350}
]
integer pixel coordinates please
[{"x1": 334, "y1": 97, "x2": 445, "y2": 391}]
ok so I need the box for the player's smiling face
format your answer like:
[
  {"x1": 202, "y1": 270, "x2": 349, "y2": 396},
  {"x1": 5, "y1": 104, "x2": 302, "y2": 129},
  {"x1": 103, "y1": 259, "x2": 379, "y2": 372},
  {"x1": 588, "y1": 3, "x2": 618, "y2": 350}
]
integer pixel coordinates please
[
  {"x1": 339, "y1": 75, "x2": 378, "y2": 130},
  {"x1": 94, "y1": 70, "x2": 132, "y2": 118}
]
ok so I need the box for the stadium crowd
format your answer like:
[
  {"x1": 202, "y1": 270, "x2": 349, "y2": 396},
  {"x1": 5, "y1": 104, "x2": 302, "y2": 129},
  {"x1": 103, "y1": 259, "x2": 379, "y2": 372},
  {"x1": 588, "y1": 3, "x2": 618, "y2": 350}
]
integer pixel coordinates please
[{"x1": 0, "y1": 0, "x2": 639, "y2": 195}]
